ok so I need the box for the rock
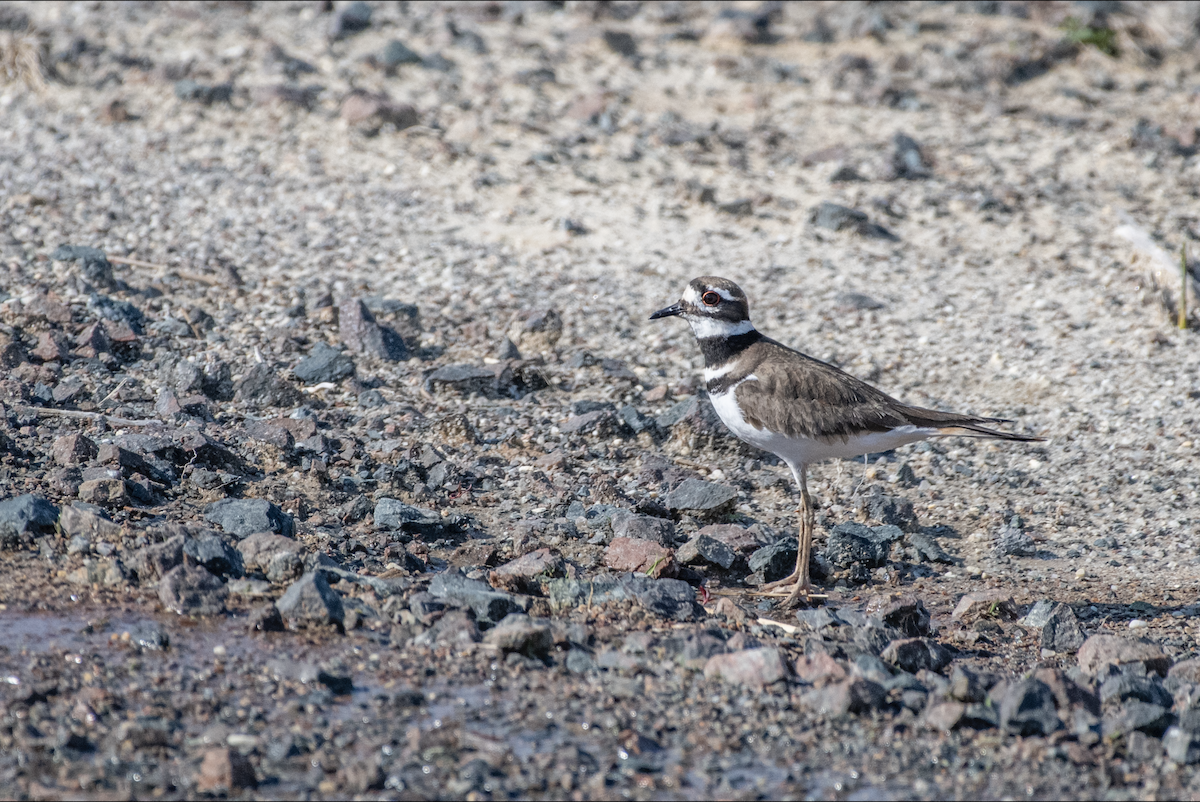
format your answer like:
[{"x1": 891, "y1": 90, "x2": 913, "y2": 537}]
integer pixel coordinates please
[
  {"x1": 604, "y1": 537, "x2": 675, "y2": 579},
  {"x1": 329, "y1": 0, "x2": 371, "y2": 39},
  {"x1": 293, "y1": 342, "x2": 354, "y2": 384},
  {"x1": 925, "y1": 701, "x2": 967, "y2": 732},
  {"x1": 993, "y1": 515, "x2": 1036, "y2": 557},
  {"x1": 999, "y1": 679, "x2": 1062, "y2": 736},
  {"x1": 802, "y1": 678, "x2": 887, "y2": 716},
  {"x1": 664, "y1": 478, "x2": 737, "y2": 518},
  {"x1": 794, "y1": 652, "x2": 848, "y2": 686},
  {"x1": 66, "y1": 557, "x2": 127, "y2": 587},
  {"x1": 865, "y1": 493, "x2": 917, "y2": 530},
  {"x1": 1077, "y1": 635, "x2": 1170, "y2": 678},
  {"x1": 795, "y1": 607, "x2": 842, "y2": 632},
  {"x1": 338, "y1": 298, "x2": 408, "y2": 361},
  {"x1": 183, "y1": 534, "x2": 244, "y2": 578},
  {"x1": 77, "y1": 478, "x2": 127, "y2": 506},
  {"x1": 412, "y1": 610, "x2": 480, "y2": 648},
  {"x1": 129, "y1": 535, "x2": 185, "y2": 581},
  {"x1": 602, "y1": 30, "x2": 638, "y2": 57},
  {"x1": 247, "y1": 603, "x2": 285, "y2": 633},
  {"x1": 635, "y1": 578, "x2": 700, "y2": 621},
  {"x1": 276, "y1": 572, "x2": 345, "y2": 628},
  {"x1": 676, "y1": 533, "x2": 737, "y2": 570},
  {"x1": 234, "y1": 363, "x2": 305, "y2": 408},
  {"x1": 865, "y1": 594, "x2": 931, "y2": 637},
  {"x1": 373, "y1": 498, "x2": 447, "y2": 537},
  {"x1": 483, "y1": 614, "x2": 553, "y2": 658},
  {"x1": 58, "y1": 504, "x2": 120, "y2": 540},
  {"x1": 204, "y1": 498, "x2": 293, "y2": 539},
  {"x1": 488, "y1": 548, "x2": 566, "y2": 593},
  {"x1": 1099, "y1": 675, "x2": 1172, "y2": 708},
  {"x1": 1170, "y1": 659, "x2": 1200, "y2": 685},
  {"x1": 158, "y1": 564, "x2": 227, "y2": 615},
  {"x1": 197, "y1": 748, "x2": 257, "y2": 793},
  {"x1": 1038, "y1": 604, "x2": 1086, "y2": 652},
  {"x1": 379, "y1": 39, "x2": 422, "y2": 69},
  {"x1": 611, "y1": 513, "x2": 676, "y2": 547},
  {"x1": 516, "y1": 309, "x2": 562, "y2": 353},
  {"x1": 697, "y1": 524, "x2": 770, "y2": 554},
  {"x1": 890, "y1": 132, "x2": 932, "y2": 179},
  {"x1": 1104, "y1": 701, "x2": 1172, "y2": 737},
  {"x1": 704, "y1": 648, "x2": 789, "y2": 687},
  {"x1": 424, "y1": 364, "x2": 502, "y2": 397},
  {"x1": 951, "y1": 591, "x2": 1018, "y2": 622},
  {"x1": 748, "y1": 539, "x2": 798, "y2": 583},
  {"x1": 174, "y1": 80, "x2": 233, "y2": 105},
  {"x1": 907, "y1": 531, "x2": 953, "y2": 564},
  {"x1": 825, "y1": 522, "x2": 898, "y2": 568},
  {"x1": 53, "y1": 433, "x2": 97, "y2": 466},
  {"x1": 0, "y1": 494, "x2": 59, "y2": 541},
  {"x1": 810, "y1": 202, "x2": 896, "y2": 239},
  {"x1": 948, "y1": 666, "x2": 995, "y2": 703},
  {"x1": 267, "y1": 551, "x2": 304, "y2": 583},
  {"x1": 236, "y1": 532, "x2": 301, "y2": 572},
  {"x1": 1164, "y1": 726, "x2": 1200, "y2": 764},
  {"x1": 428, "y1": 571, "x2": 523, "y2": 625},
  {"x1": 880, "y1": 638, "x2": 953, "y2": 674}
]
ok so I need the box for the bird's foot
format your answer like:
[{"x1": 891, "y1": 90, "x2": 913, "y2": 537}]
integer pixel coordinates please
[{"x1": 756, "y1": 571, "x2": 800, "y2": 594}]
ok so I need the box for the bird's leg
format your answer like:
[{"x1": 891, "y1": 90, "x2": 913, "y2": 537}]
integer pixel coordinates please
[{"x1": 782, "y1": 477, "x2": 814, "y2": 607}]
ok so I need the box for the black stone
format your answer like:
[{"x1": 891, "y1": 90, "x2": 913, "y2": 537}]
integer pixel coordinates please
[
  {"x1": 203, "y1": 498, "x2": 293, "y2": 539},
  {"x1": 183, "y1": 534, "x2": 245, "y2": 578},
  {"x1": 749, "y1": 539, "x2": 798, "y2": 583},
  {"x1": 1000, "y1": 679, "x2": 1062, "y2": 736},
  {"x1": 294, "y1": 342, "x2": 355, "y2": 384}
]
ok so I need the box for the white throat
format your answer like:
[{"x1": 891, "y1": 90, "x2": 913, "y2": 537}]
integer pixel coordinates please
[{"x1": 687, "y1": 316, "x2": 755, "y2": 339}]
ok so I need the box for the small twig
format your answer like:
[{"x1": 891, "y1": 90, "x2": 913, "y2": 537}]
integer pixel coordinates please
[
  {"x1": 756, "y1": 617, "x2": 800, "y2": 635},
  {"x1": 96, "y1": 378, "x2": 128, "y2": 407},
  {"x1": 107, "y1": 256, "x2": 169, "y2": 271},
  {"x1": 1182, "y1": 243, "x2": 1190, "y2": 331},
  {"x1": 173, "y1": 270, "x2": 224, "y2": 287},
  {"x1": 13, "y1": 405, "x2": 159, "y2": 427}
]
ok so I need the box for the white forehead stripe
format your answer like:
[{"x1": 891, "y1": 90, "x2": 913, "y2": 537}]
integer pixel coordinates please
[{"x1": 682, "y1": 285, "x2": 701, "y2": 305}]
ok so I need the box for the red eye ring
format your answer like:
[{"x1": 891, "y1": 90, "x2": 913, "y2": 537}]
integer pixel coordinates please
[{"x1": 702, "y1": 291, "x2": 720, "y2": 306}]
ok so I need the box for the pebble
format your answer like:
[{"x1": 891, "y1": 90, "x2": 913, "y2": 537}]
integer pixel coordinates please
[
  {"x1": 665, "y1": 478, "x2": 736, "y2": 517},
  {"x1": 373, "y1": 498, "x2": 446, "y2": 537},
  {"x1": 1076, "y1": 634, "x2": 1171, "y2": 678},
  {"x1": 794, "y1": 652, "x2": 848, "y2": 686},
  {"x1": 748, "y1": 539, "x2": 798, "y2": 583},
  {"x1": 865, "y1": 594, "x2": 931, "y2": 637},
  {"x1": 951, "y1": 590, "x2": 1018, "y2": 622},
  {"x1": 428, "y1": 571, "x2": 523, "y2": 625},
  {"x1": 293, "y1": 341, "x2": 355, "y2": 384},
  {"x1": 810, "y1": 202, "x2": 896, "y2": 239},
  {"x1": 676, "y1": 533, "x2": 737, "y2": 569},
  {"x1": 183, "y1": 534, "x2": 245, "y2": 578},
  {"x1": 247, "y1": 603, "x2": 285, "y2": 632},
  {"x1": 53, "y1": 433, "x2": 97, "y2": 466},
  {"x1": 483, "y1": 614, "x2": 554, "y2": 658},
  {"x1": 338, "y1": 298, "x2": 408, "y2": 361},
  {"x1": 611, "y1": 512, "x2": 676, "y2": 546},
  {"x1": 197, "y1": 748, "x2": 257, "y2": 793},
  {"x1": 890, "y1": 132, "x2": 932, "y2": 179},
  {"x1": 802, "y1": 677, "x2": 888, "y2": 717},
  {"x1": 276, "y1": 572, "x2": 345, "y2": 628},
  {"x1": 0, "y1": 494, "x2": 59, "y2": 542},
  {"x1": 603, "y1": 537, "x2": 675, "y2": 578},
  {"x1": 880, "y1": 637, "x2": 953, "y2": 673},
  {"x1": 1103, "y1": 701, "x2": 1171, "y2": 738},
  {"x1": 234, "y1": 363, "x2": 305, "y2": 408},
  {"x1": 204, "y1": 498, "x2": 293, "y2": 539},
  {"x1": 999, "y1": 679, "x2": 1062, "y2": 736},
  {"x1": 825, "y1": 522, "x2": 899, "y2": 568},
  {"x1": 703, "y1": 647, "x2": 789, "y2": 687},
  {"x1": 77, "y1": 477, "x2": 127, "y2": 505},
  {"x1": 158, "y1": 564, "x2": 228, "y2": 615}
]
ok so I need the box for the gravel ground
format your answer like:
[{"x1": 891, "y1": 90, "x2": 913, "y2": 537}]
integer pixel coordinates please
[{"x1": 2, "y1": 1, "x2": 1200, "y2": 799}]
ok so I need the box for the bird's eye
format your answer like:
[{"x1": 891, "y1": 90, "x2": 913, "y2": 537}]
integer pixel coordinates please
[{"x1": 702, "y1": 291, "x2": 720, "y2": 306}]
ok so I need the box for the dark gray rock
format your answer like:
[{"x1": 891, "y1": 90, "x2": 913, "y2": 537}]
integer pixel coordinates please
[
  {"x1": 234, "y1": 363, "x2": 305, "y2": 408},
  {"x1": 907, "y1": 530, "x2": 953, "y2": 563},
  {"x1": 380, "y1": 40, "x2": 422, "y2": 69},
  {"x1": 276, "y1": 572, "x2": 345, "y2": 628},
  {"x1": 158, "y1": 564, "x2": 227, "y2": 616},
  {"x1": 1041, "y1": 603, "x2": 1086, "y2": 652},
  {"x1": 428, "y1": 571, "x2": 523, "y2": 625},
  {"x1": 749, "y1": 539, "x2": 798, "y2": 583},
  {"x1": 424, "y1": 365, "x2": 499, "y2": 397},
  {"x1": 1164, "y1": 726, "x2": 1200, "y2": 764},
  {"x1": 870, "y1": 595, "x2": 931, "y2": 637},
  {"x1": 247, "y1": 603, "x2": 285, "y2": 633},
  {"x1": 890, "y1": 132, "x2": 932, "y2": 179},
  {"x1": 665, "y1": 478, "x2": 737, "y2": 518},
  {"x1": 330, "y1": 0, "x2": 371, "y2": 39},
  {"x1": 373, "y1": 498, "x2": 448, "y2": 537},
  {"x1": 811, "y1": 202, "x2": 897, "y2": 240},
  {"x1": 317, "y1": 671, "x2": 353, "y2": 695},
  {"x1": 880, "y1": 637, "x2": 953, "y2": 673},
  {"x1": 948, "y1": 666, "x2": 995, "y2": 703},
  {"x1": 993, "y1": 515, "x2": 1036, "y2": 557},
  {"x1": 616, "y1": 404, "x2": 655, "y2": 433},
  {"x1": 1100, "y1": 675, "x2": 1173, "y2": 708},
  {"x1": 1000, "y1": 679, "x2": 1062, "y2": 736},
  {"x1": 129, "y1": 535, "x2": 186, "y2": 581},
  {"x1": 338, "y1": 298, "x2": 408, "y2": 361},
  {"x1": 866, "y1": 493, "x2": 917, "y2": 530},
  {"x1": 611, "y1": 513, "x2": 675, "y2": 546},
  {"x1": 677, "y1": 533, "x2": 738, "y2": 570},
  {"x1": 1104, "y1": 701, "x2": 1172, "y2": 737},
  {"x1": 483, "y1": 614, "x2": 554, "y2": 658},
  {"x1": 636, "y1": 578, "x2": 701, "y2": 621},
  {"x1": 602, "y1": 30, "x2": 638, "y2": 57},
  {"x1": 0, "y1": 494, "x2": 59, "y2": 543},
  {"x1": 796, "y1": 607, "x2": 842, "y2": 632},
  {"x1": 825, "y1": 522, "x2": 900, "y2": 568},
  {"x1": 204, "y1": 498, "x2": 293, "y2": 539},
  {"x1": 294, "y1": 342, "x2": 355, "y2": 384},
  {"x1": 183, "y1": 534, "x2": 245, "y2": 578}
]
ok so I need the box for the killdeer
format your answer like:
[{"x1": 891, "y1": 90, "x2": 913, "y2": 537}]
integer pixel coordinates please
[{"x1": 651, "y1": 276, "x2": 1041, "y2": 606}]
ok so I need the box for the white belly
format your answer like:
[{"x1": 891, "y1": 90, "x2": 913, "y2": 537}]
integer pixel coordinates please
[{"x1": 708, "y1": 384, "x2": 936, "y2": 468}]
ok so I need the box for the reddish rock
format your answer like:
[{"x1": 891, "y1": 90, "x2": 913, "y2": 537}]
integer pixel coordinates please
[
  {"x1": 197, "y1": 748, "x2": 257, "y2": 792},
  {"x1": 31, "y1": 331, "x2": 67, "y2": 362},
  {"x1": 340, "y1": 92, "x2": 419, "y2": 130},
  {"x1": 489, "y1": 548, "x2": 566, "y2": 592},
  {"x1": 102, "y1": 319, "x2": 138, "y2": 343},
  {"x1": 925, "y1": 701, "x2": 967, "y2": 732},
  {"x1": 78, "y1": 478, "x2": 127, "y2": 505},
  {"x1": 603, "y1": 537, "x2": 675, "y2": 578},
  {"x1": 53, "y1": 433, "x2": 97, "y2": 467},
  {"x1": 951, "y1": 590, "x2": 1018, "y2": 622},
  {"x1": 1077, "y1": 634, "x2": 1170, "y2": 677},
  {"x1": 156, "y1": 388, "x2": 183, "y2": 416},
  {"x1": 704, "y1": 648, "x2": 789, "y2": 687},
  {"x1": 794, "y1": 652, "x2": 848, "y2": 687},
  {"x1": 801, "y1": 678, "x2": 887, "y2": 716},
  {"x1": 74, "y1": 322, "x2": 111, "y2": 357}
]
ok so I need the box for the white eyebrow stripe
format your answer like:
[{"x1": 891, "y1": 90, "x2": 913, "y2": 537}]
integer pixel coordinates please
[{"x1": 712, "y1": 287, "x2": 736, "y2": 301}]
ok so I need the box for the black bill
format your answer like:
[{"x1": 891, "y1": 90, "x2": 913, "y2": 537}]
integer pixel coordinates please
[{"x1": 649, "y1": 303, "x2": 682, "y2": 320}]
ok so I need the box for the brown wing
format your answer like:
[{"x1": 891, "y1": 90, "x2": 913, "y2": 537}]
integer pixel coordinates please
[{"x1": 734, "y1": 339, "x2": 1041, "y2": 442}]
